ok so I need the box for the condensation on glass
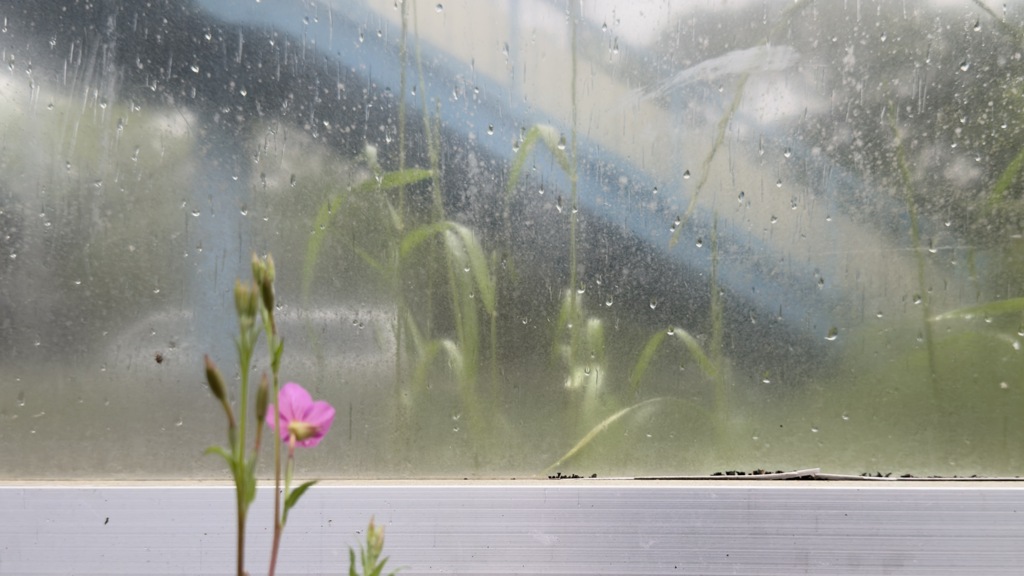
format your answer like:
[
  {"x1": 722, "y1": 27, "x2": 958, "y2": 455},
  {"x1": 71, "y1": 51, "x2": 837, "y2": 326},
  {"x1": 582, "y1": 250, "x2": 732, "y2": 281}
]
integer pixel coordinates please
[{"x1": 1, "y1": 0, "x2": 1022, "y2": 479}]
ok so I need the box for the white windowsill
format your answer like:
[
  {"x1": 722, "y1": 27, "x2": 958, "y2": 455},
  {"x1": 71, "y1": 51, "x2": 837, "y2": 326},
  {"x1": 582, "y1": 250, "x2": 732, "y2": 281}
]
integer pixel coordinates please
[{"x1": 2, "y1": 480, "x2": 1023, "y2": 575}]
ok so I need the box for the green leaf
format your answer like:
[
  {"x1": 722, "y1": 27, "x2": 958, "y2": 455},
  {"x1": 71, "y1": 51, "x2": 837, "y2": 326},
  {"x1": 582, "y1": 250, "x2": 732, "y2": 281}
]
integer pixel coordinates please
[
  {"x1": 448, "y1": 223, "x2": 496, "y2": 316},
  {"x1": 932, "y1": 297, "x2": 1024, "y2": 321},
  {"x1": 349, "y1": 548, "x2": 358, "y2": 576},
  {"x1": 302, "y1": 168, "x2": 432, "y2": 300},
  {"x1": 988, "y1": 147, "x2": 1024, "y2": 206},
  {"x1": 629, "y1": 329, "x2": 669, "y2": 394},
  {"x1": 671, "y1": 327, "x2": 719, "y2": 379},
  {"x1": 506, "y1": 127, "x2": 542, "y2": 194},
  {"x1": 545, "y1": 397, "x2": 711, "y2": 472},
  {"x1": 284, "y1": 479, "x2": 318, "y2": 513},
  {"x1": 550, "y1": 289, "x2": 577, "y2": 364},
  {"x1": 302, "y1": 191, "x2": 344, "y2": 300},
  {"x1": 398, "y1": 221, "x2": 451, "y2": 259},
  {"x1": 353, "y1": 246, "x2": 387, "y2": 276},
  {"x1": 204, "y1": 445, "x2": 234, "y2": 467},
  {"x1": 373, "y1": 168, "x2": 434, "y2": 191}
]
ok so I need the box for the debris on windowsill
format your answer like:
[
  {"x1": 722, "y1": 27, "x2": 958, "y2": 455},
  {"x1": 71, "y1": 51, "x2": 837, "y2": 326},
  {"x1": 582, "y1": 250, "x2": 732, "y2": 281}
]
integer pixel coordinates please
[{"x1": 545, "y1": 468, "x2": 1022, "y2": 481}]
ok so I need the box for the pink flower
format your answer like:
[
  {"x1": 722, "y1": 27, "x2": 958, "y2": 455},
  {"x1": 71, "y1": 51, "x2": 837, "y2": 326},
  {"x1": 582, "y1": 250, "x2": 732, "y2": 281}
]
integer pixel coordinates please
[{"x1": 266, "y1": 382, "x2": 335, "y2": 448}]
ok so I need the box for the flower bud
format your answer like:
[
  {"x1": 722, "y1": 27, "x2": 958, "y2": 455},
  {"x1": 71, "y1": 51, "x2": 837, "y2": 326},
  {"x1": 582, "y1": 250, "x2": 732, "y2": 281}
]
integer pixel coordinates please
[
  {"x1": 234, "y1": 279, "x2": 258, "y2": 321},
  {"x1": 251, "y1": 252, "x2": 264, "y2": 284},
  {"x1": 260, "y1": 275, "x2": 275, "y2": 312},
  {"x1": 366, "y1": 517, "x2": 385, "y2": 556},
  {"x1": 264, "y1": 253, "x2": 276, "y2": 284},
  {"x1": 204, "y1": 355, "x2": 228, "y2": 403},
  {"x1": 234, "y1": 279, "x2": 249, "y2": 318},
  {"x1": 255, "y1": 373, "x2": 270, "y2": 424}
]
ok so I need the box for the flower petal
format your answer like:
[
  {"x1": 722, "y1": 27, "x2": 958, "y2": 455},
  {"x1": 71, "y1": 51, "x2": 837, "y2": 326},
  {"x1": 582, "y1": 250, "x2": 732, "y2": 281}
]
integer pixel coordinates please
[{"x1": 277, "y1": 382, "x2": 313, "y2": 422}]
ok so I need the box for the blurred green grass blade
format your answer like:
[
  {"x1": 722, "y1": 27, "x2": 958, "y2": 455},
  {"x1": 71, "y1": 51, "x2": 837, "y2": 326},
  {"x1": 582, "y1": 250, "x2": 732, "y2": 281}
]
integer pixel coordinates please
[
  {"x1": 988, "y1": 147, "x2": 1024, "y2": 206},
  {"x1": 672, "y1": 327, "x2": 718, "y2": 378},
  {"x1": 399, "y1": 221, "x2": 451, "y2": 259},
  {"x1": 932, "y1": 297, "x2": 1024, "y2": 321},
  {"x1": 448, "y1": 222, "x2": 496, "y2": 316},
  {"x1": 302, "y1": 168, "x2": 431, "y2": 300},
  {"x1": 629, "y1": 329, "x2": 669, "y2": 394},
  {"x1": 545, "y1": 397, "x2": 710, "y2": 472}
]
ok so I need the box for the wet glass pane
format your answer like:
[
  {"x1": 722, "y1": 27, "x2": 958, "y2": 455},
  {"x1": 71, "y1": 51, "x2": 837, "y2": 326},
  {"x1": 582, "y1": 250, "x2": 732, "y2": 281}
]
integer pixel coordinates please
[{"x1": 2, "y1": 0, "x2": 1024, "y2": 479}]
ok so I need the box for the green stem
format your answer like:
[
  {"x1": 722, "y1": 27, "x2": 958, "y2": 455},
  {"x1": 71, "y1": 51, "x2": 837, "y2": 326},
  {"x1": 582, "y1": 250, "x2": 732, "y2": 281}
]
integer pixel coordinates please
[
  {"x1": 236, "y1": 504, "x2": 246, "y2": 576},
  {"x1": 268, "y1": 440, "x2": 292, "y2": 576},
  {"x1": 234, "y1": 331, "x2": 254, "y2": 576}
]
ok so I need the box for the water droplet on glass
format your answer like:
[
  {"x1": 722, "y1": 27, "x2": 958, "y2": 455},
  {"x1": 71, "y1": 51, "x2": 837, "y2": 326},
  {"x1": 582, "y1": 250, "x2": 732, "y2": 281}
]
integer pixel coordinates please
[
  {"x1": 876, "y1": 311, "x2": 884, "y2": 319},
  {"x1": 667, "y1": 327, "x2": 675, "y2": 336},
  {"x1": 191, "y1": 209, "x2": 201, "y2": 217},
  {"x1": 770, "y1": 215, "x2": 778, "y2": 224},
  {"x1": 555, "y1": 196, "x2": 563, "y2": 213},
  {"x1": 487, "y1": 124, "x2": 494, "y2": 135},
  {"x1": 817, "y1": 277, "x2": 825, "y2": 289},
  {"x1": 825, "y1": 326, "x2": 839, "y2": 341},
  {"x1": 16, "y1": 392, "x2": 25, "y2": 407},
  {"x1": 175, "y1": 417, "x2": 184, "y2": 427},
  {"x1": 605, "y1": 295, "x2": 613, "y2": 307},
  {"x1": 737, "y1": 191, "x2": 745, "y2": 203},
  {"x1": 959, "y1": 60, "x2": 970, "y2": 72},
  {"x1": 695, "y1": 237, "x2": 703, "y2": 248},
  {"x1": 652, "y1": 186, "x2": 658, "y2": 195},
  {"x1": 912, "y1": 294, "x2": 922, "y2": 305},
  {"x1": 240, "y1": 205, "x2": 248, "y2": 216},
  {"x1": 973, "y1": 19, "x2": 981, "y2": 31},
  {"x1": 435, "y1": 3, "x2": 443, "y2": 13},
  {"x1": 841, "y1": 412, "x2": 850, "y2": 421},
  {"x1": 601, "y1": 21, "x2": 608, "y2": 32},
  {"x1": 557, "y1": 134, "x2": 567, "y2": 150},
  {"x1": 1000, "y1": 382, "x2": 1009, "y2": 390},
  {"x1": 810, "y1": 426, "x2": 820, "y2": 433},
  {"x1": 576, "y1": 282, "x2": 585, "y2": 294},
  {"x1": 783, "y1": 147, "x2": 792, "y2": 158},
  {"x1": 512, "y1": 140, "x2": 520, "y2": 152},
  {"x1": 649, "y1": 298, "x2": 658, "y2": 310},
  {"x1": 776, "y1": 179, "x2": 783, "y2": 188},
  {"x1": 683, "y1": 169, "x2": 691, "y2": 179},
  {"x1": 290, "y1": 174, "x2": 297, "y2": 187},
  {"x1": 538, "y1": 184, "x2": 545, "y2": 195}
]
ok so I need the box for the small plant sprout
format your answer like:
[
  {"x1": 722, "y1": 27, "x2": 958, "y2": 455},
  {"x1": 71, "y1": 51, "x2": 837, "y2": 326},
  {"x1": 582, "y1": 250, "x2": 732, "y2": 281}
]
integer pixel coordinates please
[{"x1": 350, "y1": 517, "x2": 400, "y2": 576}]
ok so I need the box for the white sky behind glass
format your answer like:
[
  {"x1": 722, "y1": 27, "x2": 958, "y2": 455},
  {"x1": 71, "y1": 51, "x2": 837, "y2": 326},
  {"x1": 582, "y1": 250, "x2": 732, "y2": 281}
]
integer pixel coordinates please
[{"x1": 581, "y1": 0, "x2": 1021, "y2": 47}]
